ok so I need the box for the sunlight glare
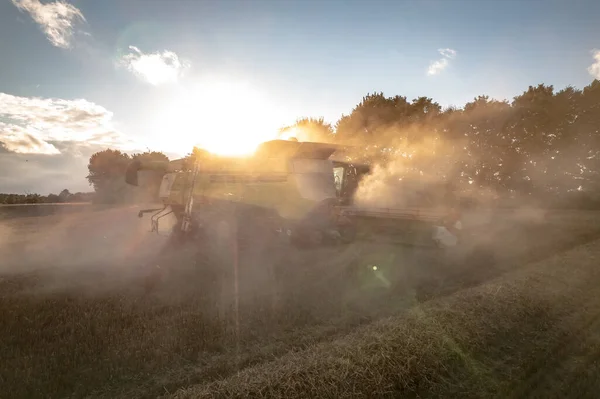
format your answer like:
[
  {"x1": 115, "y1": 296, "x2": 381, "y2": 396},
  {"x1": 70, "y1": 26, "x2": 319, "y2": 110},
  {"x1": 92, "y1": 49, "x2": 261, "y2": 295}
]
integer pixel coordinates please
[{"x1": 156, "y1": 78, "x2": 287, "y2": 157}]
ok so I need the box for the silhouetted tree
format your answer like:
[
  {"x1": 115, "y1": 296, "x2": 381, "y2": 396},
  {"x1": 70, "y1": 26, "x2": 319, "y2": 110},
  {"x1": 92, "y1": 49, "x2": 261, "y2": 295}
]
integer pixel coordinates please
[
  {"x1": 330, "y1": 80, "x2": 600, "y2": 207},
  {"x1": 87, "y1": 149, "x2": 131, "y2": 192},
  {"x1": 87, "y1": 149, "x2": 169, "y2": 203},
  {"x1": 132, "y1": 151, "x2": 169, "y2": 164},
  {"x1": 58, "y1": 189, "x2": 71, "y2": 203},
  {"x1": 75, "y1": 80, "x2": 600, "y2": 208},
  {"x1": 279, "y1": 117, "x2": 334, "y2": 143},
  {"x1": 46, "y1": 194, "x2": 60, "y2": 203}
]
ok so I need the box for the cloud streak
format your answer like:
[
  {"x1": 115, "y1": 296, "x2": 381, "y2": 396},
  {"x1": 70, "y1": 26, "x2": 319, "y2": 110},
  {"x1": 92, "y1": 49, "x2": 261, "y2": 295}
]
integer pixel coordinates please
[
  {"x1": 117, "y1": 46, "x2": 191, "y2": 86},
  {"x1": 588, "y1": 49, "x2": 600, "y2": 80},
  {"x1": 11, "y1": 0, "x2": 86, "y2": 49},
  {"x1": 0, "y1": 93, "x2": 136, "y2": 155},
  {"x1": 427, "y1": 48, "x2": 457, "y2": 76}
]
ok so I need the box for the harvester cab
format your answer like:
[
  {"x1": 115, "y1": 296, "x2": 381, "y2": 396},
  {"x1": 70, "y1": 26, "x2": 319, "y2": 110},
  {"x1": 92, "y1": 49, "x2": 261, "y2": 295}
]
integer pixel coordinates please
[{"x1": 332, "y1": 161, "x2": 371, "y2": 205}]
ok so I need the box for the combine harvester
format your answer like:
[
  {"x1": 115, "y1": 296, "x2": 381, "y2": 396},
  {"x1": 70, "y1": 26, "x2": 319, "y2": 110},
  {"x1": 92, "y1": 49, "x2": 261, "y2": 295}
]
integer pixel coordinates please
[
  {"x1": 124, "y1": 138, "x2": 494, "y2": 313},
  {"x1": 125, "y1": 139, "x2": 466, "y2": 255}
]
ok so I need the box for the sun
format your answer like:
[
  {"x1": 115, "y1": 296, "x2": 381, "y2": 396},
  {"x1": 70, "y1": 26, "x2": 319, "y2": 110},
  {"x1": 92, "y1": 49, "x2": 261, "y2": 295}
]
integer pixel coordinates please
[{"x1": 154, "y1": 78, "x2": 288, "y2": 157}]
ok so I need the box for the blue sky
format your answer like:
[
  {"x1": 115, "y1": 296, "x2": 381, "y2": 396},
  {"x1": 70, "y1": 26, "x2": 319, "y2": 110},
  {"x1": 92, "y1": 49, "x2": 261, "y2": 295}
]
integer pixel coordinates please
[{"x1": 1, "y1": 0, "x2": 600, "y2": 193}]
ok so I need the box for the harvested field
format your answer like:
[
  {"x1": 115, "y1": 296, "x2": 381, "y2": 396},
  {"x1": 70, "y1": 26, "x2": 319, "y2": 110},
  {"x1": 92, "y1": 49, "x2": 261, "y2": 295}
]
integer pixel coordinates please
[
  {"x1": 0, "y1": 203, "x2": 104, "y2": 221},
  {"x1": 1, "y1": 206, "x2": 600, "y2": 398},
  {"x1": 172, "y1": 238, "x2": 600, "y2": 398}
]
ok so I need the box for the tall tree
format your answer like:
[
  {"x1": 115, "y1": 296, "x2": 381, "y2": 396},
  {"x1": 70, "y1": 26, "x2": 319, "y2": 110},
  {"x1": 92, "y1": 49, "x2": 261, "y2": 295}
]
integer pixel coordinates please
[
  {"x1": 87, "y1": 149, "x2": 170, "y2": 203},
  {"x1": 87, "y1": 149, "x2": 131, "y2": 191},
  {"x1": 279, "y1": 117, "x2": 334, "y2": 143},
  {"x1": 131, "y1": 151, "x2": 170, "y2": 164},
  {"x1": 572, "y1": 80, "x2": 600, "y2": 194},
  {"x1": 87, "y1": 149, "x2": 132, "y2": 203},
  {"x1": 58, "y1": 189, "x2": 71, "y2": 203},
  {"x1": 331, "y1": 83, "x2": 600, "y2": 205}
]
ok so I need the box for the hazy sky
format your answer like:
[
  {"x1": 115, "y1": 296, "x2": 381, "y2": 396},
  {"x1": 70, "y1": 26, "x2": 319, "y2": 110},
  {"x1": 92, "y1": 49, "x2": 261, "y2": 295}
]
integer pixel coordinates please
[{"x1": 1, "y1": 0, "x2": 600, "y2": 194}]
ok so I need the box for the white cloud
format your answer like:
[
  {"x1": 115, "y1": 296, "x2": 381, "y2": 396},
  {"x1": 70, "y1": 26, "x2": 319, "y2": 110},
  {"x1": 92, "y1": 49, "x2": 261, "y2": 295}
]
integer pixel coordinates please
[
  {"x1": 588, "y1": 49, "x2": 600, "y2": 80},
  {"x1": 0, "y1": 93, "x2": 137, "y2": 155},
  {"x1": 0, "y1": 93, "x2": 146, "y2": 193},
  {"x1": 427, "y1": 48, "x2": 457, "y2": 76},
  {"x1": 117, "y1": 46, "x2": 191, "y2": 86},
  {"x1": 427, "y1": 58, "x2": 450, "y2": 76},
  {"x1": 11, "y1": 0, "x2": 86, "y2": 49},
  {"x1": 438, "y1": 48, "x2": 457, "y2": 59},
  {"x1": 0, "y1": 123, "x2": 59, "y2": 155}
]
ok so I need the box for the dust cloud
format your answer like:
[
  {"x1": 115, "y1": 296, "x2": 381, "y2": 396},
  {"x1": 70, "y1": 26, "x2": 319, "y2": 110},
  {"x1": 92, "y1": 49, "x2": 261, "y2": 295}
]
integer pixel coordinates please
[
  {"x1": 0, "y1": 206, "x2": 174, "y2": 295},
  {"x1": 352, "y1": 160, "x2": 438, "y2": 209},
  {"x1": 338, "y1": 120, "x2": 560, "y2": 231}
]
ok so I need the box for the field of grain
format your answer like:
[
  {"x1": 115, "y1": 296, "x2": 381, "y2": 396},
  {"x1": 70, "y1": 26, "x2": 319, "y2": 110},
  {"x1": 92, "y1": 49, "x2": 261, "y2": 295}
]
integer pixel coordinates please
[
  {"x1": 174, "y1": 238, "x2": 600, "y2": 398},
  {"x1": 1, "y1": 205, "x2": 600, "y2": 398}
]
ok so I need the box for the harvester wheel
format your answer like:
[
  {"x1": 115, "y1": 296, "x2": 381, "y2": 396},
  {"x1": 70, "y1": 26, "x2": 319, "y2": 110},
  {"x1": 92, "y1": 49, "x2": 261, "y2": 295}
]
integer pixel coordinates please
[
  {"x1": 289, "y1": 227, "x2": 312, "y2": 249},
  {"x1": 337, "y1": 223, "x2": 357, "y2": 244}
]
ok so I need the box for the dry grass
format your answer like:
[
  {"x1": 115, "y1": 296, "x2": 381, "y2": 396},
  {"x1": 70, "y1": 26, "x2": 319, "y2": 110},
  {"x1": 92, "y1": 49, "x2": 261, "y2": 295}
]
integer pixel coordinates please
[
  {"x1": 1, "y1": 208, "x2": 600, "y2": 398},
  {"x1": 0, "y1": 203, "x2": 105, "y2": 222},
  {"x1": 171, "y1": 238, "x2": 600, "y2": 399}
]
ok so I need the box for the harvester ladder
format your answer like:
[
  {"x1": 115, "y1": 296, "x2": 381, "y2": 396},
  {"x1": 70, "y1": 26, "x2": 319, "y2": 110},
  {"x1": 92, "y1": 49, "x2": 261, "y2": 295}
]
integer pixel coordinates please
[{"x1": 181, "y1": 155, "x2": 200, "y2": 233}]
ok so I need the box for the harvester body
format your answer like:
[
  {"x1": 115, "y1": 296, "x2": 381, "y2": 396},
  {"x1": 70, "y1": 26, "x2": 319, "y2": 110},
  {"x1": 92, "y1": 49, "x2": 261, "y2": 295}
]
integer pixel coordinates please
[{"x1": 125, "y1": 139, "x2": 462, "y2": 249}]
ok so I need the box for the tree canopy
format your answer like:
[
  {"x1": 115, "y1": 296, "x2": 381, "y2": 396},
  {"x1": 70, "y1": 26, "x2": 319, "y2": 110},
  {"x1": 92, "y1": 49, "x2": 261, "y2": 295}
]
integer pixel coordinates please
[
  {"x1": 86, "y1": 150, "x2": 170, "y2": 203},
  {"x1": 82, "y1": 79, "x2": 600, "y2": 207},
  {"x1": 279, "y1": 117, "x2": 334, "y2": 143}
]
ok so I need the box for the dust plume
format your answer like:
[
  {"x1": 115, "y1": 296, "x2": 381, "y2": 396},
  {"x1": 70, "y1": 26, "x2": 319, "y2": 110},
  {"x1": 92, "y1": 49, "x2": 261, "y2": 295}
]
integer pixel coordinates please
[
  {"x1": 343, "y1": 125, "x2": 466, "y2": 208},
  {"x1": 0, "y1": 206, "x2": 173, "y2": 295}
]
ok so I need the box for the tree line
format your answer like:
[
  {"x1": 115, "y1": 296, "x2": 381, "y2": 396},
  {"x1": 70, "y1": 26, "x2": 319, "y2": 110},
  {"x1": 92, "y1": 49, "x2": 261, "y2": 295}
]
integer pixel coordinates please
[
  {"x1": 86, "y1": 80, "x2": 600, "y2": 208},
  {"x1": 281, "y1": 81, "x2": 600, "y2": 207},
  {"x1": 0, "y1": 190, "x2": 93, "y2": 205}
]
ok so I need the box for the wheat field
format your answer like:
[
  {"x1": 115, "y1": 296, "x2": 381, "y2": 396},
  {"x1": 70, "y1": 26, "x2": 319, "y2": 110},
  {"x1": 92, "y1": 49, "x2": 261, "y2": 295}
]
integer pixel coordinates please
[{"x1": 1, "y1": 205, "x2": 600, "y2": 398}]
